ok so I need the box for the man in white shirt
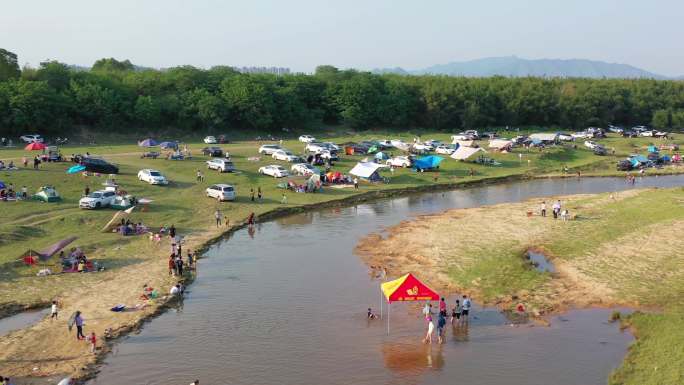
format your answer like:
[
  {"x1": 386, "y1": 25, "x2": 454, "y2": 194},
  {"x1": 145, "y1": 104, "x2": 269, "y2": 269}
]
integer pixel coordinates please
[
  {"x1": 169, "y1": 284, "x2": 180, "y2": 295},
  {"x1": 462, "y1": 295, "x2": 472, "y2": 322}
]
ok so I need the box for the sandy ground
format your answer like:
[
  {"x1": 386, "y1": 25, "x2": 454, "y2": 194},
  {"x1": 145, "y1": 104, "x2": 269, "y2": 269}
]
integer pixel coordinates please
[
  {"x1": 355, "y1": 189, "x2": 675, "y2": 316},
  {"x1": 0, "y1": 223, "x2": 229, "y2": 379}
]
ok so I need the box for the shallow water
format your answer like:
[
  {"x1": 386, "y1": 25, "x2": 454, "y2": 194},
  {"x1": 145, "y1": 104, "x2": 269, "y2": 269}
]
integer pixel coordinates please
[
  {"x1": 528, "y1": 251, "x2": 556, "y2": 273},
  {"x1": 0, "y1": 308, "x2": 49, "y2": 336},
  {"x1": 88, "y1": 175, "x2": 683, "y2": 385}
]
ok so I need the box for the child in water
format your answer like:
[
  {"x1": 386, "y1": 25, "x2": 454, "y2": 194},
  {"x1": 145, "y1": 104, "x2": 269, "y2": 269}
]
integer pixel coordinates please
[{"x1": 367, "y1": 308, "x2": 377, "y2": 319}]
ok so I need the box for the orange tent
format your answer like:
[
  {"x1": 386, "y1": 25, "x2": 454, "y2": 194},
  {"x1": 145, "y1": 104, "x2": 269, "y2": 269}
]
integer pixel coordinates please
[
  {"x1": 380, "y1": 273, "x2": 439, "y2": 334},
  {"x1": 25, "y1": 142, "x2": 47, "y2": 151}
]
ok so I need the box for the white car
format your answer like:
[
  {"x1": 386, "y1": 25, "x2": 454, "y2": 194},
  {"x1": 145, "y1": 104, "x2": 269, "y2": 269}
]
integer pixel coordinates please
[
  {"x1": 386, "y1": 156, "x2": 412, "y2": 168},
  {"x1": 137, "y1": 169, "x2": 169, "y2": 185},
  {"x1": 571, "y1": 132, "x2": 591, "y2": 139},
  {"x1": 259, "y1": 165, "x2": 289, "y2": 178},
  {"x1": 435, "y1": 145, "x2": 456, "y2": 155},
  {"x1": 206, "y1": 184, "x2": 236, "y2": 201},
  {"x1": 20, "y1": 134, "x2": 44, "y2": 143},
  {"x1": 79, "y1": 190, "x2": 116, "y2": 209},
  {"x1": 584, "y1": 140, "x2": 599, "y2": 149},
  {"x1": 318, "y1": 149, "x2": 338, "y2": 160},
  {"x1": 299, "y1": 135, "x2": 317, "y2": 143},
  {"x1": 638, "y1": 130, "x2": 654, "y2": 137},
  {"x1": 291, "y1": 163, "x2": 319, "y2": 176},
  {"x1": 272, "y1": 149, "x2": 300, "y2": 162},
  {"x1": 413, "y1": 143, "x2": 433, "y2": 152},
  {"x1": 305, "y1": 142, "x2": 326, "y2": 153},
  {"x1": 632, "y1": 125, "x2": 648, "y2": 132},
  {"x1": 557, "y1": 133, "x2": 574, "y2": 141},
  {"x1": 203, "y1": 136, "x2": 218, "y2": 144},
  {"x1": 206, "y1": 158, "x2": 235, "y2": 172},
  {"x1": 258, "y1": 144, "x2": 282, "y2": 155},
  {"x1": 450, "y1": 134, "x2": 470, "y2": 141}
]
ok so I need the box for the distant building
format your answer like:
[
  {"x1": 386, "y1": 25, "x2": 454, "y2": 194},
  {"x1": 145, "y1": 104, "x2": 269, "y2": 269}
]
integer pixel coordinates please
[{"x1": 235, "y1": 66, "x2": 290, "y2": 75}]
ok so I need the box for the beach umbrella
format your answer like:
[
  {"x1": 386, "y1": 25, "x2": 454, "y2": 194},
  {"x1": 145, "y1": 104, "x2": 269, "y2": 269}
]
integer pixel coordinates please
[
  {"x1": 138, "y1": 138, "x2": 158, "y2": 147},
  {"x1": 66, "y1": 165, "x2": 86, "y2": 174},
  {"x1": 25, "y1": 142, "x2": 47, "y2": 151}
]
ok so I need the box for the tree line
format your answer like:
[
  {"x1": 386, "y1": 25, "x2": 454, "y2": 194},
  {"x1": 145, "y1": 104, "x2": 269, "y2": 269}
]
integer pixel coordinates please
[{"x1": 0, "y1": 49, "x2": 683, "y2": 136}]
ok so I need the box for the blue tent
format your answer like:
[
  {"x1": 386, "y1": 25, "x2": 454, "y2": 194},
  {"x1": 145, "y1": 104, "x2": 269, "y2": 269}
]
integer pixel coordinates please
[
  {"x1": 375, "y1": 151, "x2": 390, "y2": 161},
  {"x1": 138, "y1": 138, "x2": 158, "y2": 147},
  {"x1": 629, "y1": 155, "x2": 649, "y2": 167},
  {"x1": 159, "y1": 141, "x2": 178, "y2": 150},
  {"x1": 647, "y1": 145, "x2": 658, "y2": 153},
  {"x1": 413, "y1": 155, "x2": 444, "y2": 171},
  {"x1": 66, "y1": 165, "x2": 86, "y2": 174}
]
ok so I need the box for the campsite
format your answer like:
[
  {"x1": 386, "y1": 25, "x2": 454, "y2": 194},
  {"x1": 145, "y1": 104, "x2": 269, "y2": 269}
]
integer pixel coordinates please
[{"x1": 1, "y1": 128, "x2": 684, "y2": 385}]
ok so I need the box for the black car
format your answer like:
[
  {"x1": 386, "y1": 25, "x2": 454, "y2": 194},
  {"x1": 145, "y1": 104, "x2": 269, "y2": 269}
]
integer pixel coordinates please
[
  {"x1": 81, "y1": 158, "x2": 119, "y2": 174},
  {"x1": 616, "y1": 160, "x2": 632, "y2": 171},
  {"x1": 202, "y1": 147, "x2": 224, "y2": 157},
  {"x1": 593, "y1": 146, "x2": 607, "y2": 156},
  {"x1": 622, "y1": 130, "x2": 637, "y2": 138}
]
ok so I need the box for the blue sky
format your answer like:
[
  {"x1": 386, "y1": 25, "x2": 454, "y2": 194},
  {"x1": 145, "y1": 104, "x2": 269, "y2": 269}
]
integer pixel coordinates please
[{"x1": 2, "y1": 0, "x2": 682, "y2": 76}]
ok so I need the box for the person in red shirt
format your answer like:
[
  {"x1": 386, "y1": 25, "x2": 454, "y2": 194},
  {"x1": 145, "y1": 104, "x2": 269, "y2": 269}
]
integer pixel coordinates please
[
  {"x1": 89, "y1": 332, "x2": 97, "y2": 353},
  {"x1": 439, "y1": 297, "x2": 447, "y2": 316}
]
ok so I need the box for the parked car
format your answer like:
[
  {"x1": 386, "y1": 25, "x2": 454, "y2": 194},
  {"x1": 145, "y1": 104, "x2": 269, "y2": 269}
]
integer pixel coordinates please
[
  {"x1": 616, "y1": 160, "x2": 633, "y2": 171},
  {"x1": 584, "y1": 140, "x2": 599, "y2": 150},
  {"x1": 622, "y1": 130, "x2": 638, "y2": 138},
  {"x1": 572, "y1": 132, "x2": 591, "y2": 139},
  {"x1": 375, "y1": 140, "x2": 394, "y2": 148},
  {"x1": 202, "y1": 146, "x2": 224, "y2": 157},
  {"x1": 424, "y1": 140, "x2": 442, "y2": 148},
  {"x1": 344, "y1": 143, "x2": 371, "y2": 154},
  {"x1": 305, "y1": 142, "x2": 326, "y2": 153},
  {"x1": 608, "y1": 125, "x2": 624, "y2": 133},
  {"x1": 20, "y1": 134, "x2": 44, "y2": 143},
  {"x1": 272, "y1": 149, "x2": 300, "y2": 162},
  {"x1": 258, "y1": 165, "x2": 289, "y2": 177},
  {"x1": 205, "y1": 184, "x2": 236, "y2": 201},
  {"x1": 81, "y1": 158, "x2": 119, "y2": 174},
  {"x1": 258, "y1": 144, "x2": 282, "y2": 155},
  {"x1": 462, "y1": 130, "x2": 480, "y2": 139},
  {"x1": 586, "y1": 127, "x2": 606, "y2": 138},
  {"x1": 299, "y1": 135, "x2": 317, "y2": 143},
  {"x1": 386, "y1": 156, "x2": 413, "y2": 168},
  {"x1": 291, "y1": 163, "x2": 320, "y2": 176},
  {"x1": 593, "y1": 146, "x2": 607, "y2": 156},
  {"x1": 638, "y1": 130, "x2": 654, "y2": 137},
  {"x1": 413, "y1": 143, "x2": 433, "y2": 152},
  {"x1": 79, "y1": 190, "x2": 116, "y2": 209},
  {"x1": 321, "y1": 142, "x2": 341, "y2": 151},
  {"x1": 653, "y1": 131, "x2": 669, "y2": 138},
  {"x1": 137, "y1": 169, "x2": 169, "y2": 185},
  {"x1": 632, "y1": 125, "x2": 648, "y2": 132},
  {"x1": 435, "y1": 145, "x2": 456, "y2": 155},
  {"x1": 46, "y1": 146, "x2": 63, "y2": 162},
  {"x1": 206, "y1": 158, "x2": 235, "y2": 172},
  {"x1": 557, "y1": 133, "x2": 574, "y2": 141},
  {"x1": 203, "y1": 136, "x2": 218, "y2": 144}
]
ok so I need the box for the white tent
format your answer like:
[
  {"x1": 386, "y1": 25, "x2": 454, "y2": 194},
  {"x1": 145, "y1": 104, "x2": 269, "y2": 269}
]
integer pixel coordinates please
[
  {"x1": 451, "y1": 146, "x2": 486, "y2": 160},
  {"x1": 529, "y1": 133, "x2": 558, "y2": 142},
  {"x1": 349, "y1": 162, "x2": 383, "y2": 180},
  {"x1": 489, "y1": 139, "x2": 513, "y2": 150},
  {"x1": 452, "y1": 139, "x2": 476, "y2": 147}
]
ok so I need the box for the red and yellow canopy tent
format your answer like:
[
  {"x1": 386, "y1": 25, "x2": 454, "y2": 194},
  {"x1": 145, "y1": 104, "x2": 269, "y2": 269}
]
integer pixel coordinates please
[{"x1": 380, "y1": 273, "x2": 440, "y2": 334}]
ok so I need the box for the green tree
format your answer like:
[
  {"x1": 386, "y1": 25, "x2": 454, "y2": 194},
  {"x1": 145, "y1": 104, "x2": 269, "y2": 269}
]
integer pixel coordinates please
[
  {"x1": 0, "y1": 49, "x2": 21, "y2": 81},
  {"x1": 92, "y1": 58, "x2": 135, "y2": 72},
  {"x1": 220, "y1": 75, "x2": 275, "y2": 129},
  {"x1": 36, "y1": 61, "x2": 72, "y2": 91},
  {"x1": 134, "y1": 95, "x2": 162, "y2": 127},
  {"x1": 651, "y1": 109, "x2": 672, "y2": 129}
]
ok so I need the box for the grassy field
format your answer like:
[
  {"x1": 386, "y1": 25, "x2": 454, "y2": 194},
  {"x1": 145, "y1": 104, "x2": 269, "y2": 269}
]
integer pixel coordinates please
[
  {"x1": 356, "y1": 187, "x2": 684, "y2": 385},
  {"x1": 0, "y1": 128, "x2": 683, "y2": 380}
]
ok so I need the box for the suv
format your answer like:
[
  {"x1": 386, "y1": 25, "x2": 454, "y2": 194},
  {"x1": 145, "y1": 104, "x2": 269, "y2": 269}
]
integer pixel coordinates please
[
  {"x1": 79, "y1": 190, "x2": 116, "y2": 209},
  {"x1": 207, "y1": 158, "x2": 235, "y2": 173},
  {"x1": 81, "y1": 158, "x2": 119, "y2": 174},
  {"x1": 258, "y1": 144, "x2": 282, "y2": 155},
  {"x1": 202, "y1": 146, "x2": 224, "y2": 157},
  {"x1": 206, "y1": 184, "x2": 236, "y2": 201},
  {"x1": 20, "y1": 134, "x2": 44, "y2": 143}
]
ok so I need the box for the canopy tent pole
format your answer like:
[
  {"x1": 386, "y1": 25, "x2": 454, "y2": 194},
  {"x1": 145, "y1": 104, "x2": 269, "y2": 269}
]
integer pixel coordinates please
[
  {"x1": 387, "y1": 301, "x2": 391, "y2": 335},
  {"x1": 379, "y1": 288, "x2": 383, "y2": 319}
]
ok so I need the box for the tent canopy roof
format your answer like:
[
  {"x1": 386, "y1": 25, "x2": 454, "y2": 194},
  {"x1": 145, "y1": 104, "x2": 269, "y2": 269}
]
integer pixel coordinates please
[
  {"x1": 381, "y1": 273, "x2": 440, "y2": 303},
  {"x1": 413, "y1": 155, "x2": 443, "y2": 169},
  {"x1": 489, "y1": 139, "x2": 513, "y2": 149},
  {"x1": 451, "y1": 146, "x2": 486, "y2": 160},
  {"x1": 529, "y1": 133, "x2": 558, "y2": 142},
  {"x1": 349, "y1": 162, "x2": 382, "y2": 178}
]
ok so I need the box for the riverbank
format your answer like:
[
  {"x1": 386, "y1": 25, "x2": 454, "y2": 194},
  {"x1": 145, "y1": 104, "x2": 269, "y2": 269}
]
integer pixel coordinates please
[
  {"x1": 355, "y1": 187, "x2": 684, "y2": 385},
  {"x1": 0, "y1": 132, "x2": 683, "y2": 382}
]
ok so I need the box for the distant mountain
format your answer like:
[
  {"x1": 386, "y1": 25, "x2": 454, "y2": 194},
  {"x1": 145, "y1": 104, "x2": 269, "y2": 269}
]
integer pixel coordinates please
[{"x1": 373, "y1": 56, "x2": 671, "y2": 79}]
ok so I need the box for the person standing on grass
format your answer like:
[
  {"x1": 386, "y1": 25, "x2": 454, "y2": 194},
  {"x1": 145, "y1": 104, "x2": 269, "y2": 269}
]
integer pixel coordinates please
[
  {"x1": 74, "y1": 311, "x2": 85, "y2": 340},
  {"x1": 214, "y1": 209, "x2": 222, "y2": 227},
  {"x1": 552, "y1": 200, "x2": 561, "y2": 219},
  {"x1": 196, "y1": 169, "x2": 202, "y2": 182},
  {"x1": 169, "y1": 224, "x2": 176, "y2": 239},
  {"x1": 540, "y1": 201, "x2": 546, "y2": 217},
  {"x1": 461, "y1": 295, "x2": 472, "y2": 323},
  {"x1": 169, "y1": 255, "x2": 176, "y2": 276},
  {"x1": 186, "y1": 250, "x2": 193, "y2": 269},
  {"x1": 176, "y1": 256, "x2": 184, "y2": 276},
  {"x1": 51, "y1": 300, "x2": 59, "y2": 320},
  {"x1": 257, "y1": 186, "x2": 262, "y2": 201},
  {"x1": 281, "y1": 193, "x2": 287, "y2": 204},
  {"x1": 250, "y1": 188, "x2": 255, "y2": 202},
  {"x1": 22, "y1": 156, "x2": 28, "y2": 167},
  {"x1": 353, "y1": 178, "x2": 359, "y2": 189}
]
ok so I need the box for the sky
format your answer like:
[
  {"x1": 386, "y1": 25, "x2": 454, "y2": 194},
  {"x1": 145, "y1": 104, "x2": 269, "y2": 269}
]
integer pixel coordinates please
[{"x1": 1, "y1": 0, "x2": 683, "y2": 76}]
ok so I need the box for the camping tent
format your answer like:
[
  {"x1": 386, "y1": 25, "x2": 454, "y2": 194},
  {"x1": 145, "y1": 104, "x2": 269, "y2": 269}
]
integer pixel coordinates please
[
  {"x1": 648, "y1": 145, "x2": 658, "y2": 154},
  {"x1": 451, "y1": 139, "x2": 475, "y2": 147},
  {"x1": 101, "y1": 206, "x2": 135, "y2": 232},
  {"x1": 349, "y1": 162, "x2": 383, "y2": 181},
  {"x1": 451, "y1": 146, "x2": 486, "y2": 161},
  {"x1": 380, "y1": 273, "x2": 440, "y2": 334},
  {"x1": 375, "y1": 152, "x2": 390, "y2": 161},
  {"x1": 21, "y1": 236, "x2": 77, "y2": 263},
  {"x1": 629, "y1": 155, "x2": 649, "y2": 168},
  {"x1": 413, "y1": 155, "x2": 443, "y2": 171},
  {"x1": 489, "y1": 139, "x2": 513, "y2": 151},
  {"x1": 529, "y1": 133, "x2": 558, "y2": 143},
  {"x1": 159, "y1": 141, "x2": 178, "y2": 150},
  {"x1": 138, "y1": 138, "x2": 158, "y2": 147}
]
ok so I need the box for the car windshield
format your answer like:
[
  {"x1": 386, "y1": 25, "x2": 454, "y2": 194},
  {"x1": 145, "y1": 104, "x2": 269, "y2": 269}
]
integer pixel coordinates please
[
  {"x1": 149, "y1": 171, "x2": 161, "y2": 176},
  {"x1": 89, "y1": 192, "x2": 102, "y2": 198},
  {"x1": 222, "y1": 187, "x2": 234, "y2": 192},
  {"x1": 276, "y1": 167, "x2": 286, "y2": 171}
]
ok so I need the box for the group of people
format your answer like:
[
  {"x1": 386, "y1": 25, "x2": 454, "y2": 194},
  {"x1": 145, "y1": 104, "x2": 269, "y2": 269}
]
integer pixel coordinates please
[
  {"x1": 0, "y1": 182, "x2": 28, "y2": 201},
  {"x1": 119, "y1": 218, "x2": 147, "y2": 236},
  {"x1": 0, "y1": 159, "x2": 17, "y2": 170},
  {"x1": 540, "y1": 200, "x2": 570, "y2": 221},
  {"x1": 422, "y1": 296, "x2": 472, "y2": 344}
]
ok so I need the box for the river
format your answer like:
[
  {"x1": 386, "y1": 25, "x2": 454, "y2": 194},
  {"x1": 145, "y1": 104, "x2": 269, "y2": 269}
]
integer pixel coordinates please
[{"x1": 87, "y1": 175, "x2": 683, "y2": 385}]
